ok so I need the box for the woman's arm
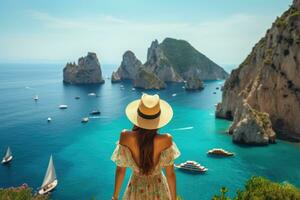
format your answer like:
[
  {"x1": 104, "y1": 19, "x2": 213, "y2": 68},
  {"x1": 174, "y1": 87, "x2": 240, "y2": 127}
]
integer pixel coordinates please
[
  {"x1": 112, "y1": 166, "x2": 126, "y2": 199},
  {"x1": 165, "y1": 165, "x2": 177, "y2": 200}
]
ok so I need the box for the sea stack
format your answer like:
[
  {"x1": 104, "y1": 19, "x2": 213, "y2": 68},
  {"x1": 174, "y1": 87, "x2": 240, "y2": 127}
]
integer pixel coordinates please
[
  {"x1": 216, "y1": 0, "x2": 300, "y2": 144},
  {"x1": 63, "y1": 52, "x2": 104, "y2": 84},
  {"x1": 111, "y1": 51, "x2": 143, "y2": 83},
  {"x1": 111, "y1": 38, "x2": 228, "y2": 89}
]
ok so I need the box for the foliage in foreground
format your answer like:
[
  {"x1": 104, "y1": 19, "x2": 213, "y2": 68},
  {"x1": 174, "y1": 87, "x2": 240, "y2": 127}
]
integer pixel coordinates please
[
  {"x1": 212, "y1": 176, "x2": 300, "y2": 200},
  {"x1": 0, "y1": 184, "x2": 49, "y2": 200}
]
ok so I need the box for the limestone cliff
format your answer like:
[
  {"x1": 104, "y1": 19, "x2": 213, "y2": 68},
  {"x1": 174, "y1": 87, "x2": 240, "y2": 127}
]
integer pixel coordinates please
[
  {"x1": 185, "y1": 75, "x2": 204, "y2": 90},
  {"x1": 63, "y1": 52, "x2": 104, "y2": 84},
  {"x1": 145, "y1": 38, "x2": 228, "y2": 81},
  {"x1": 111, "y1": 51, "x2": 143, "y2": 83},
  {"x1": 216, "y1": 0, "x2": 300, "y2": 143},
  {"x1": 133, "y1": 68, "x2": 166, "y2": 89},
  {"x1": 111, "y1": 38, "x2": 228, "y2": 89}
]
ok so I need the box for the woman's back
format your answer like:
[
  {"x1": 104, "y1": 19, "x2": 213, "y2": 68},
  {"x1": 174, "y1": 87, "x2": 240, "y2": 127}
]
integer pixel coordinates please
[{"x1": 119, "y1": 130, "x2": 173, "y2": 170}]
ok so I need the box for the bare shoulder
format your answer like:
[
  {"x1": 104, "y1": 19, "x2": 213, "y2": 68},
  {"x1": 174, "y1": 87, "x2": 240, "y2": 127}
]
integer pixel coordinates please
[
  {"x1": 155, "y1": 133, "x2": 173, "y2": 151},
  {"x1": 119, "y1": 129, "x2": 135, "y2": 146}
]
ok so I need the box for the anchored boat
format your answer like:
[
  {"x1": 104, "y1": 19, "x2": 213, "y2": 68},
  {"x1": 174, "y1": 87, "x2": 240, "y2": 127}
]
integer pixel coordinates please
[
  {"x1": 34, "y1": 95, "x2": 39, "y2": 101},
  {"x1": 2, "y1": 147, "x2": 13, "y2": 164},
  {"x1": 38, "y1": 155, "x2": 58, "y2": 195},
  {"x1": 175, "y1": 160, "x2": 208, "y2": 173},
  {"x1": 81, "y1": 117, "x2": 89, "y2": 123},
  {"x1": 59, "y1": 105, "x2": 68, "y2": 109},
  {"x1": 90, "y1": 110, "x2": 101, "y2": 115},
  {"x1": 207, "y1": 148, "x2": 234, "y2": 157}
]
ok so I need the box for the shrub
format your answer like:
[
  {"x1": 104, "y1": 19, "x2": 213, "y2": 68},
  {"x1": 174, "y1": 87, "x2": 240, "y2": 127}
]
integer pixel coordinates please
[
  {"x1": 213, "y1": 176, "x2": 300, "y2": 200},
  {"x1": 0, "y1": 184, "x2": 49, "y2": 200}
]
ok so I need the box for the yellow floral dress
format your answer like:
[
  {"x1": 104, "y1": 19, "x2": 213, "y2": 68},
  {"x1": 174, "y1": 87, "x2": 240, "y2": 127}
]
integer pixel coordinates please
[{"x1": 111, "y1": 142, "x2": 180, "y2": 200}]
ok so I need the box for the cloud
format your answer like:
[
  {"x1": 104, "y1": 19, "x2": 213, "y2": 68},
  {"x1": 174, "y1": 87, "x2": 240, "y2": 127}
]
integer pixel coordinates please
[{"x1": 0, "y1": 10, "x2": 274, "y2": 65}]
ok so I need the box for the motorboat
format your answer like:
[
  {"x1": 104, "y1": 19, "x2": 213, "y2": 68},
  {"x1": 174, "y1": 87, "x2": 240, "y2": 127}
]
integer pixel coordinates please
[
  {"x1": 207, "y1": 148, "x2": 234, "y2": 157},
  {"x1": 88, "y1": 93, "x2": 96, "y2": 96},
  {"x1": 175, "y1": 160, "x2": 208, "y2": 173},
  {"x1": 1, "y1": 147, "x2": 13, "y2": 164},
  {"x1": 59, "y1": 105, "x2": 68, "y2": 109},
  {"x1": 34, "y1": 95, "x2": 39, "y2": 101},
  {"x1": 75, "y1": 96, "x2": 80, "y2": 100},
  {"x1": 81, "y1": 117, "x2": 89, "y2": 123},
  {"x1": 90, "y1": 110, "x2": 101, "y2": 115},
  {"x1": 38, "y1": 155, "x2": 58, "y2": 195},
  {"x1": 47, "y1": 117, "x2": 52, "y2": 122},
  {"x1": 172, "y1": 93, "x2": 177, "y2": 97}
]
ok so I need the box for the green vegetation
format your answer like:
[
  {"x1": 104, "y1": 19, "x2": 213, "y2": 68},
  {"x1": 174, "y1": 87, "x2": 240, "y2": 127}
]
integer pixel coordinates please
[
  {"x1": 0, "y1": 185, "x2": 49, "y2": 200},
  {"x1": 160, "y1": 38, "x2": 219, "y2": 73},
  {"x1": 251, "y1": 108, "x2": 271, "y2": 130},
  {"x1": 213, "y1": 176, "x2": 300, "y2": 200},
  {"x1": 263, "y1": 48, "x2": 273, "y2": 66}
]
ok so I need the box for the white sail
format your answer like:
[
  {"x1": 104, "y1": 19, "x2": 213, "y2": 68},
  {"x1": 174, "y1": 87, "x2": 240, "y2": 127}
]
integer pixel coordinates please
[
  {"x1": 4, "y1": 147, "x2": 12, "y2": 159},
  {"x1": 41, "y1": 155, "x2": 57, "y2": 188}
]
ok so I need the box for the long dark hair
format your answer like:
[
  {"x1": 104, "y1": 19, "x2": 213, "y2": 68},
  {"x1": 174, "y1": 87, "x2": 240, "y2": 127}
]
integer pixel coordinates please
[{"x1": 132, "y1": 125, "x2": 158, "y2": 175}]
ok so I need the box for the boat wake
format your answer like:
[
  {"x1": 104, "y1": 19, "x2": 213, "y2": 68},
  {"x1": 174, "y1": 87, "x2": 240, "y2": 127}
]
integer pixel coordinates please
[
  {"x1": 89, "y1": 116, "x2": 109, "y2": 119},
  {"x1": 25, "y1": 86, "x2": 35, "y2": 90},
  {"x1": 173, "y1": 126, "x2": 194, "y2": 131}
]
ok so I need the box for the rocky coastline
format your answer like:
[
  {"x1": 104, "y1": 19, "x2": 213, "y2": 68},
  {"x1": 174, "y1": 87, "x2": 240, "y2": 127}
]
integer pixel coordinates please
[{"x1": 216, "y1": 0, "x2": 300, "y2": 144}]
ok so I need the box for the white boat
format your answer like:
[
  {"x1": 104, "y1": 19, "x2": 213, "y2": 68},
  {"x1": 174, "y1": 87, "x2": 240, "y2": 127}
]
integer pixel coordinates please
[
  {"x1": 172, "y1": 93, "x2": 177, "y2": 97},
  {"x1": 47, "y1": 117, "x2": 52, "y2": 122},
  {"x1": 59, "y1": 105, "x2": 68, "y2": 109},
  {"x1": 175, "y1": 160, "x2": 208, "y2": 173},
  {"x1": 34, "y1": 95, "x2": 39, "y2": 101},
  {"x1": 132, "y1": 88, "x2": 136, "y2": 91},
  {"x1": 207, "y1": 148, "x2": 234, "y2": 157},
  {"x1": 38, "y1": 155, "x2": 58, "y2": 195},
  {"x1": 1, "y1": 147, "x2": 13, "y2": 164},
  {"x1": 88, "y1": 93, "x2": 96, "y2": 96},
  {"x1": 81, "y1": 117, "x2": 89, "y2": 123}
]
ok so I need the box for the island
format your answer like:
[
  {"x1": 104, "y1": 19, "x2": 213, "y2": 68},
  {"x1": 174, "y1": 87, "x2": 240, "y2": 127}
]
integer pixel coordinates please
[
  {"x1": 63, "y1": 52, "x2": 104, "y2": 84},
  {"x1": 111, "y1": 38, "x2": 228, "y2": 89}
]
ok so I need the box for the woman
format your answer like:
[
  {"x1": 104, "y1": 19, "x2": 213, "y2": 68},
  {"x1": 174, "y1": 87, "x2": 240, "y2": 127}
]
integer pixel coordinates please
[{"x1": 111, "y1": 93, "x2": 180, "y2": 200}]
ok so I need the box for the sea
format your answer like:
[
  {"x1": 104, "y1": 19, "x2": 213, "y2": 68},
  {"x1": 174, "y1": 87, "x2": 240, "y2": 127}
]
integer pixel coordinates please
[{"x1": 0, "y1": 63, "x2": 299, "y2": 200}]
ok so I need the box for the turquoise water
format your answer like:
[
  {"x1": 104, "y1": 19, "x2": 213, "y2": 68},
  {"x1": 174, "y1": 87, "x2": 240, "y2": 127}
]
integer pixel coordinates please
[{"x1": 0, "y1": 63, "x2": 300, "y2": 199}]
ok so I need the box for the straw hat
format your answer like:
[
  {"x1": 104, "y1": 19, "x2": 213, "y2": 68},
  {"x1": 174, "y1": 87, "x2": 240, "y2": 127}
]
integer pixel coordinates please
[{"x1": 125, "y1": 93, "x2": 173, "y2": 130}]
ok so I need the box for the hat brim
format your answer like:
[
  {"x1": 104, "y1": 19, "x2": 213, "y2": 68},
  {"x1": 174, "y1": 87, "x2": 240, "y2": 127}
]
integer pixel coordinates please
[{"x1": 125, "y1": 99, "x2": 173, "y2": 130}]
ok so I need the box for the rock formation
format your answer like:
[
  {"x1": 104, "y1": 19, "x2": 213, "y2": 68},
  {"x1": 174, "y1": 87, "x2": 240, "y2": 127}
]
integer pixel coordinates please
[
  {"x1": 111, "y1": 51, "x2": 143, "y2": 83},
  {"x1": 145, "y1": 38, "x2": 228, "y2": 81},
  {"x1": 111, "y1": 38, "x2": 228, "y2": 89},
  {"x1": 185, "y1": 75, "x2": 204, "y2": 90},
  {"x1": 216, "y1": 0, "x2": 300, "y2": 143},
  {"x1": 133, "y1": 68, "x2": 166, "y2": 89},
  {"x1": 63, "y1": 52, "x2": 104, "y2": 84}
]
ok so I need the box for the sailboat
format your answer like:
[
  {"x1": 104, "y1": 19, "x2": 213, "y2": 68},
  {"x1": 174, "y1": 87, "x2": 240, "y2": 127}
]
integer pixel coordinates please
[
  {"x1": 1, "y1": 147, "x2": 13, "y2": 164},
  {"x1": 38, "y1": 155, "x2": 58, "y2": 195}
]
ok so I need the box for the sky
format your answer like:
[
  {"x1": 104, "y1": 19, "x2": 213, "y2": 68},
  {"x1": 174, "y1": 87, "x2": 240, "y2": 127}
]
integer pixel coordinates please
[{"x1": 0, "y1": 0, "x2": 293, "y2": 66}]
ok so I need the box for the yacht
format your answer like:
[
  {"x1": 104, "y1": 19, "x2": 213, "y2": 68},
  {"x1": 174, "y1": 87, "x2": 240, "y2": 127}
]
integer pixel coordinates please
[
  {"x1": 1, "y1": 147, "x2": 13, "y2": 164},
  {"x1": 175, "y1": 160, "x2": 208, "y2": 173},
  {"x1": 207, "y1": 148, "x2": 234, "y2": 157},
  {"x1": 38, "y1": 155, "x2": 58, "y2": 195},
  {"x1": 59, "y1": 105, "x2": 68, "y2": 109},
  {"x1": 34, "y1": 95, "x2": 39, "y2": 101},
  {"x1": 81, "y1": 117, "x2": 89, "y2": 123},
  {"x1": 90, "y1": 110, "x2": 101, "y2": 115}
]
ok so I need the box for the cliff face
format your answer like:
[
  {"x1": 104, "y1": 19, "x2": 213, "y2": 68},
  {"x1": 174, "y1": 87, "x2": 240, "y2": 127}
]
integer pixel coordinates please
[
  {"x1": 146, "y1": 38, "x2": 228, "y2": 81},
  {"x1": 112, "y1": 38, "x2": 228, "y2": 89},
  {"x1": 216, "y1": 0, "x2": 300, "y2": 143},
  {"x1": 133, "y1": 68, "x2": 166, "y2": 89},
  {"x1": 63, "y1": 52, "x2": 104, "y2": 84},
  {"x1": 111, "y1": 51, "x2": 143, "y2": 82}
]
